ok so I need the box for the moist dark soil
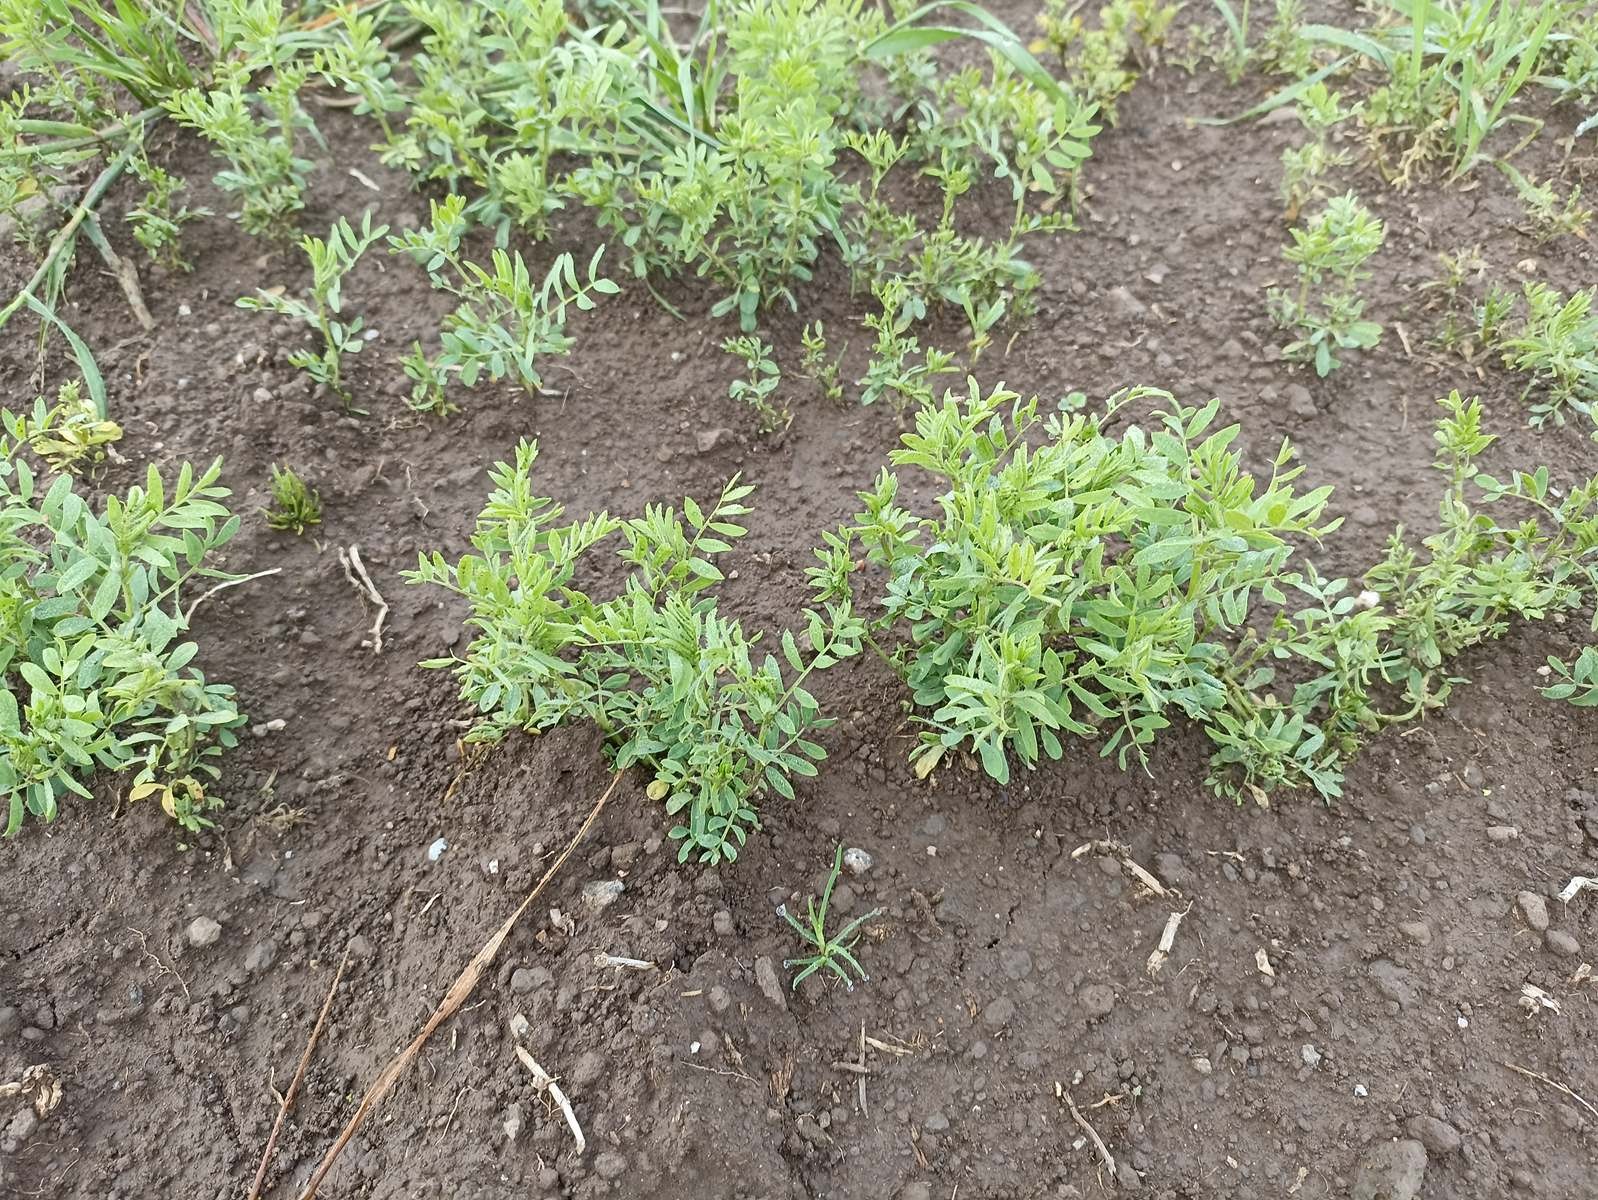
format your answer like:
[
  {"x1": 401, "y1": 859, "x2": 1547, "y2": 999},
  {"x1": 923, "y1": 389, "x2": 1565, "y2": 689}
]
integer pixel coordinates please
[{"x1": 4, "y1": 18, "x2": 1598, "y2": 1200}]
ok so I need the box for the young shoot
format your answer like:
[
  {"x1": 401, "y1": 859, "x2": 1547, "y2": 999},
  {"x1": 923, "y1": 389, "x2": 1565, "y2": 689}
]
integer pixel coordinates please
[
  {"x1": 779, "y1": 845, "x2": 884, "y2": 992},
  {"x1": 265, "y1": 465, "x2": 322, "y2": 535},
  {"x1": 237, "y1": 210, "x2": 389, "y2": 405},
  {"x1": 1267, "y1": 191, "x2": 1385, "y2": 377},
  {"x1": 722, "y1": 335, "x2": 788, "y2": 432}
]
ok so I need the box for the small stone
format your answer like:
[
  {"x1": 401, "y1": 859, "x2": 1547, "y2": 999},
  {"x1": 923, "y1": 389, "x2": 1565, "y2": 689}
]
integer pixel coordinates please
[
  {"x1": 1517, "y1": 891, "x2": 1550, "y2": 932},
  {"x1": 510, "y1": 967, "x2": 547, "y2": 995},
  {"x1": 696, "y1": 428, "x2": 734, "y2": 453},
  {"x1": 1283, "y1": 383, "x2": 1316, "y2": 418},
  {"x1": 982, "y1": 996, "x2": 1016, "y2": 1029},
  {"x1": 1486, "y1": 825, "x2": 1519, "y2": 842},
  {"x1": 1352, "y1": 1138, "x2": 1427, "y2": 1200},
  {"x1": 19, "y1": 1027, "x2": 44, "y2": 1043},
  {"x1": 502, "y1": 1102, "x2": 523, "y2": 1142},
  {"x1": 0, "y1": 1007, "x2": 19, "y2": 1037},
  {"x1": 922, "y1": 1111, "x2": 950, "y2": 1133},
  {"x1": 842, "y1": 847, "x2": 873, "y2": 876},
  {"x1": 1369, "y1": 959, "x2": 1419, "y2": 1008},
  {"x1": 712, "y1": 909, "x2": 734, "y2": 936},
  {"x1": 1546, "y1": 929, "x2": 1581, "y2": 957},
  {"x1": 1403, "y1": 1115, "x2": 1462, "y2": 1157},
  {"x1": 611, "y1": 841, "x2": 641, "y2": 872},
  {"x1": 186, "y1": 917, "x2": 223, "y2": 948},
  {"x1": 1106, "y1": 285, "x2": 1148, "y2": 320},
  {"x1": 1154, "y1": 853, "x2": 1188, "y2": 885},
  {"x1": 754, "y1": 956, "x2": 787, "y2": 1009},
  {"x1": 581, "y1": 879, "x2": 624, "y2": 914},
  {"x1": 244, "y1": 941, "x2": 278, "y2": 973},
  {"x1": 1001, "y1": 948, "x2": 1033, "y2": 980},
  {"x1": 252, "y1": 386, "x2": 274, "y2": 405},
  {"x1": 1080, "y1": 983, "x2": 1115, "y2": 1018},
  {"x1": 1115, "y1": 1158, "x2": 1143, "y2": 1191},
  {"x1": 593, "y1": 1150, "x2": 627, "y2": 1180},
  {"x1": 509, "y1": 1013, "x2": 531, "y2": 1040},
  {"x1": 1192, "y1": 1056, "x2": 1213, "y2": 1075},
  {"x1": 1397, "y1": 920, "x2": 1432, "y2": 947},
  {"x1": 1301, "y1": 1044, "x2": 1322, "y2": 1068},
  {"x1": 707, "y1": 985, "x2": 731, "y2": 1014}
]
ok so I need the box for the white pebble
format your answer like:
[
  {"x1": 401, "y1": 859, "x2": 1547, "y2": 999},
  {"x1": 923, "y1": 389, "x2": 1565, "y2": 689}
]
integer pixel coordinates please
[{"x1": 427, "y1": 838, "x2": 448, "y2": 862}]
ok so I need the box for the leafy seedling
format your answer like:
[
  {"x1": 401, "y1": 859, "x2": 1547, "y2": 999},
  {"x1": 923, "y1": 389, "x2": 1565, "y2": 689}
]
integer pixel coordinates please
[
  {"x1": 722, "y1": 335, "x2": 788, "y2": 432},
  {"x1": 265, "y1": 464, "x2": 321, "y2": 535},
  {"x1": 1268, "y1": 190, "x2": 1385, "y2": 376},
  {"x1": 238, "y1": 209, "x2": 388, "y2": 405},
  {"x1": 779, "y1": 845, "x2": 883, "y2": 992}
]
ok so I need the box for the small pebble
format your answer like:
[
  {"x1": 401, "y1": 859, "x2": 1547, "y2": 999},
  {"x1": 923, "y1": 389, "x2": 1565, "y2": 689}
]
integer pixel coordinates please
[
  {"x1": 186, "y1": 917, "x2": 222, "y2": 948},
  {"x1": 842, "y1": 847, "x2": 873, "y2": 876},
  {"x1": 1516, "y1": 891, "x2": 1550, "y2": 932},
  {"x1": 1546, "y1": 930, "x2": 1581, "y2": 957}
]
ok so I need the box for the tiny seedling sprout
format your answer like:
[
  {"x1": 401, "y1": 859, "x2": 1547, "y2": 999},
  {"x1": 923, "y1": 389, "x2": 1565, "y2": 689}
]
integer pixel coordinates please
[{"x1": 778, "y1": 845, "x2": 884, "y2": 992}]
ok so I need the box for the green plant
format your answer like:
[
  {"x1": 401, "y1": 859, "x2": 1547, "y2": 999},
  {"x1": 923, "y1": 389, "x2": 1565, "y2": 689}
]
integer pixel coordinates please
[
  {"x1": 237, "y1": 210, "x2": 388, "y2": 405},
  {"x1": 779, "y1": 845, "x2": 883, "y2": 991},
  {"x1": 1038, "y1": 0, "x2": 1145, "y2": 125},
  {"x1": 166, "y1": 57, "x2": 319, "y2": 239},
  {"x1": 858, "y1": 278, "x2": 957, "y2": 414},
  {"x1": 1310, "y1": 0, "x2": 1567, "y2": 184},
  {"x1": 1279, "y1": 82, "x2": 1352, "y2": 220},
  {"x1": 1542, "y1": 647, "x2": 1598, "y2": 705},
  {"x1": 389, "y1": 195, "x2": 618, "y2": 407},
  {"x1": 721, "y1": 335, "x2": 788, "y2": 433},
  {"x1": 265, "y1": 464, "x2": 321, "y2": 534},
  {"x1": 815, "y1": 380, "x2": 1336, "y2": 782},
  {"x1": 0, "y1": 0, "x2": 203, "y2": 115},
  {"x1": 801, "y1": 321, "x2": 844, "y2": 403},
  {"x1": 409, "y1": 442, "x2": 863, "y2": 864},
  {"x1": 1267, "y1": 191, "x2": 1385, "y2": 376},
  {"x1": 1208, "y1": 393, "x2": 1598, "y2": 800},
  {"x1": 0, "y1": 417, "x2": 246, "y2": 834},
  {"x1": 125, "y1": 149, "x2": 210, "y2": 270},
  {"x1": 9, "y1": 380, "x2": 121, "y2": 472},
  {"x1": 1496, "y1": 160, "x2": 1592, "y2": 242},
  {"x1": 1488, "y1": 282, "x2": 1598, "y2": 428}
]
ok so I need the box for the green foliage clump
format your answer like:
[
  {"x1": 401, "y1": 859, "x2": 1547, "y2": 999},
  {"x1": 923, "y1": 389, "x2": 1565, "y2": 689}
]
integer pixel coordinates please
[
  {"x1": 1279, "y1": 83, "x2": 1351, "y2": 221},
  {"x1": 238, "y1": 210, "x2": 389, "y2": 404},
  {"x1": 1542, "y1": 647, "x2": 1598, "y2": 706},
  {"x1": 390, "y1": 195, "x2": 618, "y2": 411},
  {"x1": 817, "y1": 382, "x2": 1598, "y2": 806},
  {"x1": 410, "y1": 442, "x2": 863, "y2": 865},
  {"x1": 1482, "y1": 282, "x2": 1598, "y2": 429},
  {"x1": 721, "y1": 335, "x2": 787, "y2": 432},
  {"x1": 815, "y1": 380, "x2": 1336, "y2": 783},
  {"x1": 126, "y1": 150, "x2": 211, "y2": 271},
  {"x1": 1267, "y1": 191, "x2": 1385, "y2": 377},
  {"x1": 9, "y1": 379, "x2": 121, "y2": 473},
  {"x1": 0, "y1": 419, "x2": 246, "y2": 835},
  {"x1": 265, "y1": 464, "x2": 321, "y2": 534},
  {"x1": 1209, "y1": 394, "x2": 1598, "y2": 800}
]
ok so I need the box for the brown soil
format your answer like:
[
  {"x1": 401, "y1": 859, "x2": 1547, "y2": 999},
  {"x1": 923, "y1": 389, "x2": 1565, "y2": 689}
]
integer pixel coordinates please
[{"x1": 4, "y1": 19, "x2": 1598, "y2": 1200}]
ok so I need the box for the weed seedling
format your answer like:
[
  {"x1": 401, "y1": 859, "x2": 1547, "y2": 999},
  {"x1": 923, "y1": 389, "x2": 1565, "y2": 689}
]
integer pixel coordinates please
[
  {"x1": 722, "y1": 335, "x2": 788, "y2": 432},
  {"x1": 801, "y1": 322, "x2": 845, "y2": 403},
  {"x1": 238, "y1": 210, "x2": 388, "y2": 405},
  {"x1": 265, "y1": 464, "x2": 321, "y2": 534},
  {"x1": 126, "y1": 151, "x2": 210, "y2": 271},
  {"x1": 1497, "y1": 162, "x2": 1592, "y2": 242},
  {"x1": 1268, "y1": 191, "x2": 1385, "y2": 376},
  {"x1": 1493, "y1": 282, "x2": 1598, "y2": 427},
  {"x1": 10, "y1": 380, "x2": 121, "y2": 472},
  {"x1": 1542, "y1": 648, "x2": 1598, "y2": 706},
  {"x1": 779, "y1": 845, "x2": 883, "y2": 992},
  {"x1": 1279, "y1": 83, "x2": 1351, "y2": 221}
]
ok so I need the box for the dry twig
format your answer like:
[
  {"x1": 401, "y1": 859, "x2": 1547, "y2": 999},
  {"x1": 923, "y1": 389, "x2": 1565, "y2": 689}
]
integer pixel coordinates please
[
  {"x1": 514, "y1": 1045, "x2": 586, "y2": 1154},
  {"x1": 1071, "y1": 840, "x2": 1170, "y2": 897},
  {"x1": 1058, "y1": 1083, "x2": 1117, "y2": 1179},
  {"x1": 294, "y1": 770, "x2": 623, "y2": 1200},
  {"x1": 1503, "y1": 1060, "x2": 1598, "y2": 1122},
  {"x1": 338, "y1": 545, "x2": 389, "y2": 653},
  {"x1": 1145, "y1": 903, "x2": 1192, "y2": 977},
  {"x1": 247, "y1": 951, "x2": 349, "y2": 1200}
]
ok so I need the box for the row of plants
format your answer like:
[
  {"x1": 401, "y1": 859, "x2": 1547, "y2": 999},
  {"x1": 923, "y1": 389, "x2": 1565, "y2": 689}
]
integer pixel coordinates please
[{"x1": 7, "y1": 376, "x2": 1596, "y2": 848}]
